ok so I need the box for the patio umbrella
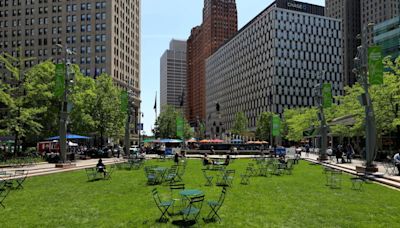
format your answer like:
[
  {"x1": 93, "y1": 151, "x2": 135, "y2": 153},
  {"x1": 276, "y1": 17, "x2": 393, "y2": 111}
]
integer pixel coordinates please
[
  {"x1": 231, "y1": 139, "x2": 243, "y2": 143},
  {"x1": 46, "y1": 133, "x2": 91, "y2": 140}
]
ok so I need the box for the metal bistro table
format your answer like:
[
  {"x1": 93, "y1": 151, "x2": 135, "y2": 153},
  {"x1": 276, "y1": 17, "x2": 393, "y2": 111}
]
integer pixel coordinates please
[{"x1": 180, "y1": 189, "x2": 204, "y2": 200}]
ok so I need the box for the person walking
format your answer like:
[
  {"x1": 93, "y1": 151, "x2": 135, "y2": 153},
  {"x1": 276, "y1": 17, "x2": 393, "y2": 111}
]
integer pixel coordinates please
[{"x1": 346, "y1": 143, "x2": 354, "y2": 163}]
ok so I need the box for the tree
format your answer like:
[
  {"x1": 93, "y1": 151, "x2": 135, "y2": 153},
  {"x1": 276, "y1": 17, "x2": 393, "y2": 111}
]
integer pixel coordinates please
[
  {"x1": 0, "y1": 51, "x2": 47, "y2": 155},
  {"x1": 92, "y1": 73, "x2": 125, "y2": 147},
  {"x1": 69, "y1": 66, "x2": 97, "y2": 135},
  {"x1": 255, "y1": 112, "x2": 273, "y2": 141},
  {"x1": 157, "y1": 105, "x2": 178, "y2": 138},
  {"x1": 283, "y1": 108, "x2": 319, "y2": 142},
  {"x1": 183, "y1": 118, "x2": 193, "y2": 140},
  {"x1": 231, "y1": 111, "x2": 248, "y2": 136}
]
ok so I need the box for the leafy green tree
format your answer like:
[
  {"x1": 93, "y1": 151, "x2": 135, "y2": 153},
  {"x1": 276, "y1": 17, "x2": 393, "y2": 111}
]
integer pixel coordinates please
[
  {"x1": 157, "y1": 105, "x2": 178, "y2": 138},
  {"x1": 0, "y1": 52, "x2": 46, "y2": 155},
  {"x1": 231, "y1": 111, "x2": 248, "y2": 136},
  {"x1": 92, "y1": 73, "x2": 125, "y2": 146},
  {"x1": 283, "y1": 108, "x2": 319, "y2": 142},
  {"x1": 69, "y1": 67, "x2": 97, "y2": 135},
  {"x1": 255, "y1": 112, "x2": 273, "y2": 141},
  {"x1": 183, "y1": 118, "x2": 193, "y2": 140}
]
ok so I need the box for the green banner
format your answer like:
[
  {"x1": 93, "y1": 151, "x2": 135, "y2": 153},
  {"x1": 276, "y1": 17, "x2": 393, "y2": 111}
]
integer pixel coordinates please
[
  {"x1": 120, "y1": 91, "x2": 128, "y2": 113},
  {"x1": 54, "y1": 64, "x2": 65, "y2": 97},
  {"x1": 368, "y1": 46, "x2": 383, "y2": 85},
  {"x1": 272, "y1": 115, "x2": 281, "y2": 137},
  {"x1": 322, "y1": 83, "x2": 332, "y2": 108},
  {"x1": 176, "y1": 116, "x2": 184, "y2": 139}
]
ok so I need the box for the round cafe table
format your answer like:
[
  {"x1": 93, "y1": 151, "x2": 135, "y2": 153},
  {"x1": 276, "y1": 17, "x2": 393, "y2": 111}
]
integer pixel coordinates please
[{"x1": 180, "y1": 189, "x2": 203, "y2": 198}]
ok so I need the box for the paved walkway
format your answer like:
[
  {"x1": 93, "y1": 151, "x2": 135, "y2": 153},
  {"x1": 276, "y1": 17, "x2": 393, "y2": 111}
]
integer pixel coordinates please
[
  {"x1": 1, "y1": 153, "x2": 399, "y2": 189},
  {"x1": 301, "y1": 152, "x2": 400, "y2": 189}
]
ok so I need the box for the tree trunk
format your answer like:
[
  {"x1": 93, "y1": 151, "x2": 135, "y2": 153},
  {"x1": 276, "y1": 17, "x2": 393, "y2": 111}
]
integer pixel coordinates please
[
  {"x1": 100, "y1": 129, "x2": 104, "y2": 148},
  {"x1": 14, "y1": 129, "x2": 19, "y2": 157}
]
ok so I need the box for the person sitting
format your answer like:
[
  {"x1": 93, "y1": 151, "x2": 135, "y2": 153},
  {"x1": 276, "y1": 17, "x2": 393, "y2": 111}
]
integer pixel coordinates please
[
  {"x1": 223, "y1": 154, "x2": 231, "y2": 166},
  {"x1": 203, "y1": 153, "x2": 213, "y2": 166},
  {"x1": 394, "y1": 152, "x2": 400, "y2": 176},
  {"x1": 96, "y1": 159, "x2": 107, "y2": 177}
]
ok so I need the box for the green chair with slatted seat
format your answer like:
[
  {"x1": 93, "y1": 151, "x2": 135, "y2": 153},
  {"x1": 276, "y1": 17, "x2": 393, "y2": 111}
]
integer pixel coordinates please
[
  {"x1": 14, "y1": 170, "x2": 28, "y2": 189},
  {"x1": 204, "y1": 187, "x2": 227, "y2": 223},
  {"x1": 152, "y1": 188, "x2": 173, "y2": 222},
  {"x1": 202, "y1": 169, "x2": 213, "y2": 186},
  {"x1": 180, "y1": 194, "x2": 205, "y2": 224},
  {"x1": 0, "y1": 186, "x2": 11, "y2": 208},
  {"x1": 169, "y1": 182, "x2": 185, "y2": 214}
]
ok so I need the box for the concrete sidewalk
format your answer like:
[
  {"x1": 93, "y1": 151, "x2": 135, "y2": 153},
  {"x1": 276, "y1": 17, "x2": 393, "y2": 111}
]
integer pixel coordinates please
[{"x1": 302, "y1": 152, "x2": 400, "y2": 189}]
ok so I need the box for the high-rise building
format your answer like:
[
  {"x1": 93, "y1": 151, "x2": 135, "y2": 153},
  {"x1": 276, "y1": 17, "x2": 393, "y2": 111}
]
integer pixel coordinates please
[
  {"x1": 160, "y1": 39, "x2": 187, "y2": 113},
  {"x1": 186, "y1": 0, "x2": 237, "y2": 125},
  {"x1": 326, "y1": 0, "x2": 399, "y2": 85},
  {"x1": 325, "y1": 0, "x2": 360, "y2": 86},
  {"x1": 0, "y1": 0, "x2": 141, "y2": 142},
  {"x1": 206, "y1": 0, "x2": 343, "y2": 137},
  {"x1": 361, "y1": 0, "x2": 399, "y2": 46},
  {"x1": 374, "y1": 16, "x2": 400, "y2": 60}
]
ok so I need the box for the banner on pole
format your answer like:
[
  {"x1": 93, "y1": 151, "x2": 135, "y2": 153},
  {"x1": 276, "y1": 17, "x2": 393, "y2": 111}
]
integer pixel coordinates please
[
  {"x1": 272, "y1": 115, "x2": 281, "y2": 137},
  {"x1": 54, "y1": 64, "x2": 65, "y2": 97},
  {"x1": 120, "y1": 91, "x2": 128, "y2": 113},
  {"x1": 322, "y1": 83, "x2": 332, "y2": 108},
  {"x1": 368, "y1": 46, "x2": 383, "y2": 85},
  {"x1": 176, "y1": 116, "x2": 184, "y2": 139}
]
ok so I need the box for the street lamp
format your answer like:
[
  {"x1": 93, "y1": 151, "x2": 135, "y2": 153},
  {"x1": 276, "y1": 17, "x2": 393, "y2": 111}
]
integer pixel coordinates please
[
  {"x1": 313, "y1": 71, "x2": 328, "y2": 161},
  {"x1": 56, "y1": 44, "x2": 76, "y2": 164},
  {"x1": 124, "y1": 90, "x2": 135, "y2": 156},
  {"x1": 353, "y1": 22, "x2": 377, "y2": 171}
]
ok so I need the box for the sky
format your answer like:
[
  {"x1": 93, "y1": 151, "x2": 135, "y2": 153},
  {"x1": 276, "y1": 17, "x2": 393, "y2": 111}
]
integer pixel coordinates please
[{"x1": 141, "y1": 0, "x2": 325, "y2": 135}]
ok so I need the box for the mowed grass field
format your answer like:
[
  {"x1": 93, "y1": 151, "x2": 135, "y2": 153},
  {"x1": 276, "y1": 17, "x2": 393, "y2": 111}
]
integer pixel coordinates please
[{"x1": 1, "y1": 158, "x2": 399, "y2": 227}]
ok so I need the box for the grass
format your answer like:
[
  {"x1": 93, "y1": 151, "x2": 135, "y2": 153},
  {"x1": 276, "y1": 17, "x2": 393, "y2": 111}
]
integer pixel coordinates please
[{"x1": 1, "y1": 159, "x2": 400, "y2": 227}]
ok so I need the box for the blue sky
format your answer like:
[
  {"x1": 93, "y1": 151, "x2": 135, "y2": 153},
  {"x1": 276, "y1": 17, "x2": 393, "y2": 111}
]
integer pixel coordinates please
[{"x1": 141, "y1": 0, "x2": 324, "y2": 135}]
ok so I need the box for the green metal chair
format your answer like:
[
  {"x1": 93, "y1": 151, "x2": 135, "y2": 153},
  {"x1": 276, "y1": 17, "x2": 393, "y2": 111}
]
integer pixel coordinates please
[
  {"x1": 285, "y1": 160, "x2": 294, "y2": 175},
  {"x1": 202, "y1": 169, "x2": 213, "y2": 186},
  {"x1": 85, "y1": 168, "x2": 98, "y2": 181},
  {"x1": 144, "y1": 167, "x2": 158, "y2": 185},
  {"x1": 163, "y1": 165, "x2": 178, "y2": 184},
  {"x1": 180, "y1": 194, "x2": 205, "y2": 224},
  {"x1": 152, "y1": 188, "x2": 173, "y2": 222},
  {"x1": 204, "y1": 187, "x2": 227, "y2": 223},
  {"x1": 169, "y1": 182, "x2": 185, "y2": 214},
  {"x1": 329, "y1": 170, "x2": 342, "y2": 189},
  {"x1": 240, "y1": 167, "x2": 252, "y2": 185},
  {"x1": 0, "y1": 186, "x2": 11, "y2": 208},
  {"x1": 14, "y1": 170, "x2": 28, "y2": 189},
  {"x1": 350, "y1": 177, "x2": 364, "y2": 191},
  {"x1": 176, "y1": 164, "x2": 186, "y2": 182},
  {"x1": 216, "y1": 169, "x2": 235, "y2": 187},
  {"x1": 104, "y1": 164, "x2": 115, "y2": 180}
]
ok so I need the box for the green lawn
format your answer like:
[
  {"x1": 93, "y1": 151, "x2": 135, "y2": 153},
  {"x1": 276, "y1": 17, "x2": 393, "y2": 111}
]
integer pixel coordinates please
[{"x1": 1, "y1": 159, "x2": 399, "y2": 227}]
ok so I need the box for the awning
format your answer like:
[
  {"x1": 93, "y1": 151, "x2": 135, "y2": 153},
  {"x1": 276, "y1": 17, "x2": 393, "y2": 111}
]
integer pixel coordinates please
[{"x1": 46, "y1": 133, "x2": 91, "y2": 140}]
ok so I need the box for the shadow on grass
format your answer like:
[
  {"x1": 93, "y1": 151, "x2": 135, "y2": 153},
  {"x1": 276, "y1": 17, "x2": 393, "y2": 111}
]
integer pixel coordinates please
[{"x1": 171, "y1": 219, "x2": 196, "y2": 227}]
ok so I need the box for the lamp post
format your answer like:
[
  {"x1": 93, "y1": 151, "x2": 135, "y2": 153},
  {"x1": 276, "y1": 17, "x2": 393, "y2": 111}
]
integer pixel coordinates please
[
  {"x1": 313, "y1": 71, "x2": 328, "y2": 161},
  {"x1": 138, "y1": 112, "x2": 144, "y2": 148},
  {"x1": 56, "y1": 44, "x2": 75, "y2": 164},
  {"x1": 124, "y1": 90, "x2": 135, "y2": 156},
  {"x1": 353, "y1": 22, "x2": 377, "y2": 171}
]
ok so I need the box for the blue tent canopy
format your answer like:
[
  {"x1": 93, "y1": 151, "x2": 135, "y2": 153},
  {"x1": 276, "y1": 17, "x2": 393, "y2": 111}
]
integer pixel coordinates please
[
  {"x1": 231, "y1": 139, "x2": 243, "y2": 143},
  {"x1": 152, "y1": 139, "x2": 182, "y2": 143},
  {"x1": 46, "y1": 133, "x2": 91, "y2": 140}
]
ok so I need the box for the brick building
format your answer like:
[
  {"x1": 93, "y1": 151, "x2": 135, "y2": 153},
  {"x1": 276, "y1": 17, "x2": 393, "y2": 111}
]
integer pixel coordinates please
[{"x1": 186, "y1": 0, "x2": 237, "y2": 125}]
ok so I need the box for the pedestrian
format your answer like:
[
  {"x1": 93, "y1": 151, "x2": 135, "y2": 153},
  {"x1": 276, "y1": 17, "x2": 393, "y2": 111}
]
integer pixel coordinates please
[
  {"x1": 210, "y1": 146, "x2": 215, "y2": 155},
  {"x1": 305, "y1": 144, "x2": 310, "y2": 157},
  {"x1": 346, "y1": 143, "x2": 354, "y2": 163},
  {"x1": 393, "y1": 152, "x2": 400, "y2": 176},
  {"x1": 336, "y1": 144, "x2": 344, "y2": 163},
  {"x1": 174, "y1": 151, "x2": 180, "y2": 165}
]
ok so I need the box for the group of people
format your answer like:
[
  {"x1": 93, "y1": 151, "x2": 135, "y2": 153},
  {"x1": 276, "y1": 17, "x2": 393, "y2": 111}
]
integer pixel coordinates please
[
  {"x1": 203, "y1": 153, "x2": 230, "y2": 166},
  {"x1": 334, "y1": 143, "x2": 354, "y2": 163}
]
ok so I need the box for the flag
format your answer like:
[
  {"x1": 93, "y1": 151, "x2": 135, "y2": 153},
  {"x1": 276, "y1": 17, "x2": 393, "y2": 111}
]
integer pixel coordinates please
[{"x1": 153, "y1": 92, "x2": 157, "y2": 110}]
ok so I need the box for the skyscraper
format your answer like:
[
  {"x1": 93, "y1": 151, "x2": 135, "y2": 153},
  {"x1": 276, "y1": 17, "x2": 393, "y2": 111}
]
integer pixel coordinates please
[
  {"x1": 206, "y1": 0, "x2": 343, "y2": 135},
  {"x1": 160, "y1": 39, "x2": 187, "y2": 113},
  {"x1": 0, "y1": 0, "x2": 141, "y2": 143},
  {"x1": 186, "y1": 0, "x2": 237, "y2": 125},
  {"x1": 0, "y1": 0, "x2": 140, "y2": 95},
  {"x1": 326, "y1": 0, "x2": 399, "y2": 85},
  {"x1": 325, "y1": 0, "x2": 360, "y2": 86}
]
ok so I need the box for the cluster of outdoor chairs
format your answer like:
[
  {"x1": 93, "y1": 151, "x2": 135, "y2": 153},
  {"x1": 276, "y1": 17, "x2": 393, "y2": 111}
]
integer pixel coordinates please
[
  {"x1": 240, "y1": 158, "x2": 296, "y2": 185},
  {"x1": 152, "y1": 184, "x2": 227, "y2": 225},
  {"x1": 323, "y1": 166, "x2": 366, "y2": 191},
  {"x1": 0, "y1": 169, "x2": 28, "y2": 208},
  {"x1": 144, "y1": 161, "x2": 187, "y2": 185},
  {"x1": 84, "y1": 164, "x2": 115, "y2": 181}
]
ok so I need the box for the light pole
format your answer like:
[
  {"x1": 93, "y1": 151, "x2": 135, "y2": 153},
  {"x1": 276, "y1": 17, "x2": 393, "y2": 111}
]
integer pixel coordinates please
[
  {"x1": 353, "y1": 22, "x2": 377, "y2": 171},
  {"x1": 313, "y1": 71, "x2": 328, "y2": 161},
  {"x1": 124, "y1": 90, "x2": 135, "y2": 156},
  {"x1": 56, "y1": 44, "x2": 75, "y2": 164},
  {"x1": 138, "y1": 112, "x2": 144, "y2": 148}
]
